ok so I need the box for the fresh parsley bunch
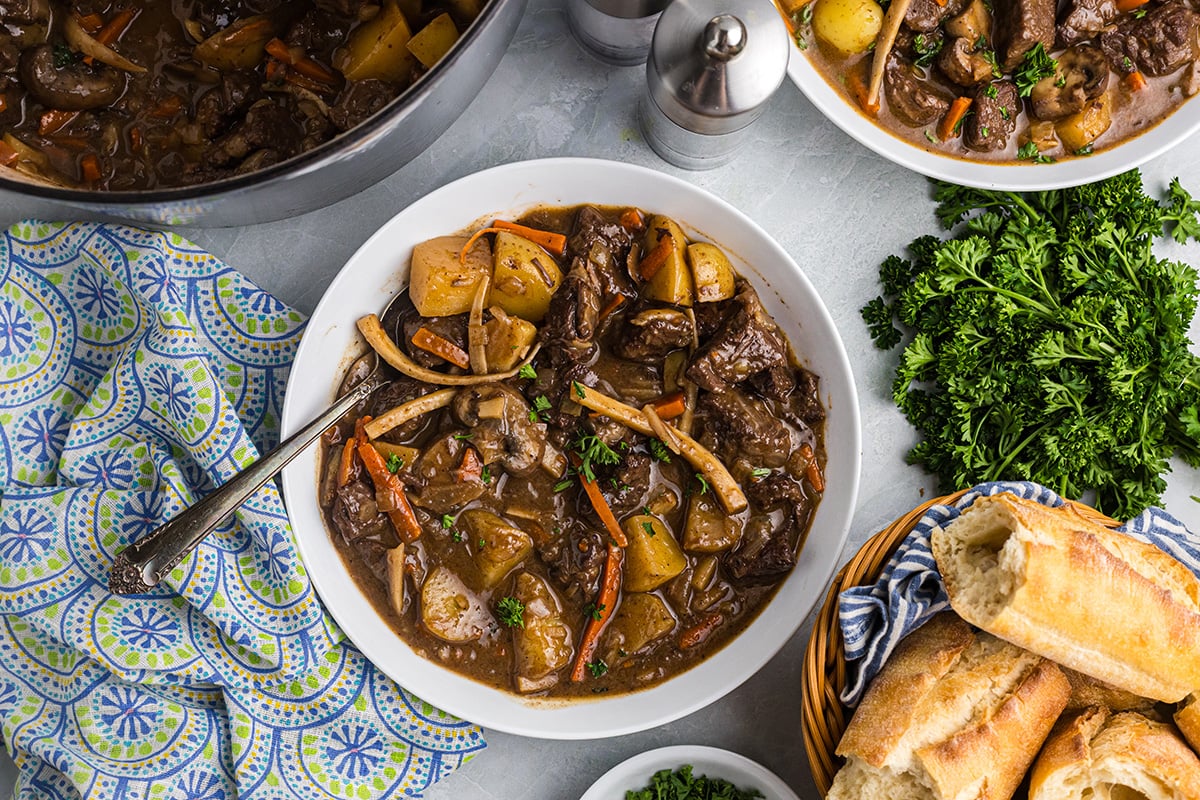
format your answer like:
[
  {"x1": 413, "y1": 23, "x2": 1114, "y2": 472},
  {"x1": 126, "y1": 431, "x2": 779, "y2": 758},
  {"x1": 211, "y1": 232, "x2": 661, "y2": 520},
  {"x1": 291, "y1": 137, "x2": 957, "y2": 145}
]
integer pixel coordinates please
[
  {"x1": 862, "y1": 171, "x2": 1200, "y2": 519},
  {"x1": 625, "y1": 765, "x2": 763, "y2": 800}
]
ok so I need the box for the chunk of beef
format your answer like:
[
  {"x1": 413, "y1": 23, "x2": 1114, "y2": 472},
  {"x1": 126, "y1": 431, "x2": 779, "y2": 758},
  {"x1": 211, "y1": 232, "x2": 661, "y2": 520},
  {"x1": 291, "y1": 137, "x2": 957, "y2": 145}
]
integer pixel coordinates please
[
  {"x1": 697, "y1": 389, "x2": 792, "y2": 468},
  {"x1": 204, "y1": 100, "x2": 301, "y2": 168},
  {"x1": 694, "y1": 298, "x2": 733, "y2": 340},
  {"x1": 399, "y1": 310, "x2": 468, "y2": 370},
  {"x1": 939, "y1": 37, "x2": 998, "y2": 86},
  {"x1": 791, "y1": 368, "x2": 826, "y2": 425},
  {"x1": 194, "y1": 72, "x2": 259, "y2": 138},
  {"x1": 0, "y1": 0, "x2": 47, "y2": 24},
  {"x1": 537, "y1": 520, "x2": 605, "y2": 601},
  {"x1": 993, "y1": 0, "x2": 1055, "y2": 70},
  {"x1": 1028, "y1": 44, "x2": 1108, "y2": 120},
  {"x1": 687, "y1": 281, "x2": 788, "y2": 392},
  {"x1": 314, "y1": 0, "x2": 374, "y2": 16},
  {"x1": 725, "y1": 515, "x2": 795, "y2": 583},
  {"x1": 594, "y1": 451, "x2": 651, "y2": 517},
  {"x1": 615, "y1": 307, "x2": 694, "y2": 363},
  {"x1": 329, "y1": 79, "x2": 397, "y2": 131},
  {"x1": 286, "y1": 8, "x2": 352, "y2": 53},
  {"x1": 1057, "y1": 0, "x2": 1119, "y2": 47},
  {"x1": 748, "y1": 474, "x2": 817, "y2": 530},
  {"x1": 905, "y1": 0, "x2": 969, "y2": 32},
  {"x1": 965, "y1": 80, "x2": 1020, "y2": 150},
  {"x1": 567, "y1": 206, "x2": 636, "y2": 301},
  {"x1": 330, "y1": 479, "x2": 398, "y2": 554},
  {"x1": 748, "y1": 364, "x2": 796, "y2": 401},
  {"x1": 542, "y1": 257, "x2": 602, "y2": 350},
  {"x1": 368, "y1": 376, "x2": 435, "y2": 443},
  {"x1": 1101, "y1": 3, "x2": 1199, "y2": 76},
  {"x1": 884, "y1": 55, "x2": 954, "y2": 126}
]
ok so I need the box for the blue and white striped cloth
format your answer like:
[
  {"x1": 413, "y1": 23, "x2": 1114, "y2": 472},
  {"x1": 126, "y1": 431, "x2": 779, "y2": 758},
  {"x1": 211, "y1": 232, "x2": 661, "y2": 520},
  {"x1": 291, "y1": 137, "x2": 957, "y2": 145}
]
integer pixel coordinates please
[{"x1": 838, "y1": 481, "x2": 1200, "y2": 707}]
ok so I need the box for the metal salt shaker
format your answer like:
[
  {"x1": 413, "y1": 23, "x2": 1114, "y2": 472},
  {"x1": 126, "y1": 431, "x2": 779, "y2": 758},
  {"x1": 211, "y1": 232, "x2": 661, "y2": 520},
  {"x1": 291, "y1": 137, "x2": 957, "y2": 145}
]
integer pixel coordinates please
[
  {"x1": 566, "y1": 0, "x2": 671, "y2": 66},
  {"x1": 640, "y1": 0, "x2": 790, "y2": 169}
]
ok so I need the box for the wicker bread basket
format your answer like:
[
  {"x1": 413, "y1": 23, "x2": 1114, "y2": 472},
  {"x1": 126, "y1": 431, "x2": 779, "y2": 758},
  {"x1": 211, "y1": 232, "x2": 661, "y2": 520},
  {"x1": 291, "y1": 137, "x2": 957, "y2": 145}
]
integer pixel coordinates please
[{"x1": 799, "y1": 489, "x2": 1120, "y2": 797}]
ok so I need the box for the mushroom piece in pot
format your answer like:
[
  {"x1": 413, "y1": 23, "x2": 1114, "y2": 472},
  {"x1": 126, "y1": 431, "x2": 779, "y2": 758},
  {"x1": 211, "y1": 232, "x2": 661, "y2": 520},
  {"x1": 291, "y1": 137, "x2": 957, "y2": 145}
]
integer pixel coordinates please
[
  {"x1": 1029, "y1": 43, "x2": 1109, "y2": 121},
  {"x1": 18, "y1": 44, "x2": 125, "y2": 110}
]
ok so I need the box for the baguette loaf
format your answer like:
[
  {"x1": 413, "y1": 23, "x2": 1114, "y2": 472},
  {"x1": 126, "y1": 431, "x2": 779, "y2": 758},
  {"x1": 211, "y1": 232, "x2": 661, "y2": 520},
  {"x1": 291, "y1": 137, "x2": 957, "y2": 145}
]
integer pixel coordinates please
[
  {"x1": 1178, "y1": 695, "x2": 1200, "y2": 757},
  {"x1": 931, "y1": 493, "x2": 1200, "y2": 703},
  {"x1": 1063, "y1": 667, "x2": 1156, "y2": 713},
  {"x1": 828, "y1": 612, "x2": 1070, "y2": 800},
  {"x1": 1028, "y1": 707, "x2": 1200, "y2": 800}
]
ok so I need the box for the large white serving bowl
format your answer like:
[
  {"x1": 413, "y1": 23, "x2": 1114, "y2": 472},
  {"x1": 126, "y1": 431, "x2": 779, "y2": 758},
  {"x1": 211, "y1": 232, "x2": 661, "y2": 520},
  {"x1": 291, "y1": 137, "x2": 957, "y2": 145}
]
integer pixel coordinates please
[
  {"x1": 786, "y1": 47, "x2": 1200, "y2": 191},
  {"x1": 279, "y1": 157, "x2": 862, "y2": 739}
]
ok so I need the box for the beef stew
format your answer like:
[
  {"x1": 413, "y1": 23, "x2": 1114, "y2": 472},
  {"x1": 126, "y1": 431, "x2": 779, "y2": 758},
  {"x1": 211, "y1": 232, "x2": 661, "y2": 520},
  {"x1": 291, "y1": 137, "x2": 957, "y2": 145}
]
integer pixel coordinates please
[{"x1": 320, "y1": 204, "x2": 827, "y2": 697}]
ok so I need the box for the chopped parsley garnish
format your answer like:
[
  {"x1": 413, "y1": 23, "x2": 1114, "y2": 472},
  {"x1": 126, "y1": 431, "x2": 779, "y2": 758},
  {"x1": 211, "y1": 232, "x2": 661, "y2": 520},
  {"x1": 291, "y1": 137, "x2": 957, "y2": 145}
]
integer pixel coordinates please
[
  {"x1": 53, "y1": 44, "x2": 78, "y2": 69},
  {"x1": 1017, "y1": 141, "x2": 1055, "y2": 163},
  {"x1": 585, "y1": 659, "x2": 608, "y2": 678},
  {"x1": 693, "y1": 473, "x2": 710, "y2": 494},
  {"x1": 1000, "y1": 105, "x2": 1011, "y2": 120},
  {"x1": 452, "y1": 530, "x2": 464, "y2": 542},
  {"x1": 985, "y1": 83, "x2": 999, "y2": 99},
  {"x1": 641, "y1": 520, "x2": 655, "y2": 536},
  {"x1": 441, "y1": 514, "x2": 455, "y2": 529},
  {"x1": 553, "y1": 478, "x2": 574, "y2": 492},
  {"x1": 478, "y1": 537, "x2": 487, "y2": 549},
  {"x1": 1075, "y1": 143, "x2": 1094, "y2": 156},
  {"x1": 912, "y1": 33, "x2": 943, "y2": 67},
  {"x1": 529, "y1": 394, "x2": 552, "y2": 422},
  {"x1": 518, "y1": 364, "x2": 538, "y2": 379},
  {"x1": 1014, "y1": 43, "x2": 1058, "y2": 96},
  {"x1": 496, "y1": 596, "x2": 525, "y2": 628},
  {"x1": 980, "y1": 48, "x2": 1002, "y2": 79},
  {"x1": 649, "y1": 438, "x2": 672, "y2": 463},
  {"x1": 453, "y1": 432, "x2": 473, "y2": 440},
  {"x1": 585, "y1": 602, "x2": 606, "y2": 621},
  {"x1": 980, "y1": 125, "x2": 990, "y2": 138},
  {"x1": 1123, "y1": 55, "x2": 1134, "y2": 72},
  {"x1": 925, "y1": 129, "x2": 940, "y2": 144},
  {"x1": 573, "y1": 381, "x2": 587, "y2": 399},
  {"x1": 386, "y1": 453, "x2": 404, "y2": 472},
  {"x1": 625, "y1": 765, "x2": 763, "y2": 800},
  {"x1": 573, "y1": 432, "x2": 622, "y2": 482},
  {"x1": 791, "y1": 4, "x2": 813, "y2": 49},
  {"x1": 481, "y1": 465, "x2": 492, "y2": 484},
  {"x1": 751, "y1": 468, "x2": 771, "y2": 479}
]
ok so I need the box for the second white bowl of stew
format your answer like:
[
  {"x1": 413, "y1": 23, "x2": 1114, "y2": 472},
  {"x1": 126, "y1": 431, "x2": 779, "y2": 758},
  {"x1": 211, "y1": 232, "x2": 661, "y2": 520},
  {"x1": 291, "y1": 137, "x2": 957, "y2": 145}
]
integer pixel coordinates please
[
  {"x1": 781, "y1": 0, "x2": 1200, "y2": 188},
  {"x1": 279, "y1": 157, "x2": 861, "y2": 738}
]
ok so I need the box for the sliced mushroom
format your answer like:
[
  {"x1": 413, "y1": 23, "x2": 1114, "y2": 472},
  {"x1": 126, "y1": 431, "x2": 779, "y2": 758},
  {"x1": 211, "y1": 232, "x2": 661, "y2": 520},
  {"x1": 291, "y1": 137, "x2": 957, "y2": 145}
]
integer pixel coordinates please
[
  {"x1": 938, "y1": 37, "x2": 998, "y2": 86},
  {"x1": 18, "y1": 44, "x2": 125, "y2": 110},
  {"x1": 452, "y1": 385, "x2": 546, "y2": 475},
  {"x1": 1029, "y1": 43, "x2": 1108, "y2": 121},
  {"x1": 194, "y1": 15, "x2": 276, "y2": 70},
  {"x1": 945, "y1": 0, "x2": 993, "y2": 42}
]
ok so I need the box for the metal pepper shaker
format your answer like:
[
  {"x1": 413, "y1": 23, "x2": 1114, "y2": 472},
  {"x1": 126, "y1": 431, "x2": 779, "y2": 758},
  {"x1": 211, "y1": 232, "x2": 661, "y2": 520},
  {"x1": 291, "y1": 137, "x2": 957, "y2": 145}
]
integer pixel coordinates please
[
  {"x1": 640, "y1": 0, "x2": 790, "y2": 169},
  {"x1": 566, "y1": 0, "x2": 671, "y2": 66}
]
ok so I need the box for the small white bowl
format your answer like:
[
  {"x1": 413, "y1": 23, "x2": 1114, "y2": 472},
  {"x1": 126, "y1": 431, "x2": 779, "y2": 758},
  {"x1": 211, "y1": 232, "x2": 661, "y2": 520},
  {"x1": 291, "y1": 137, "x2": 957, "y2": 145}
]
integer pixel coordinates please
[
  {"x1": 786, "y1": 47, "x2": 1200, "y2": 191},
  {"x1": 580, "y1": 746, "x2": 801, "y2": 800},
  {"x1": 279, "y1": 157, "x2": 861, "y2": 739}
]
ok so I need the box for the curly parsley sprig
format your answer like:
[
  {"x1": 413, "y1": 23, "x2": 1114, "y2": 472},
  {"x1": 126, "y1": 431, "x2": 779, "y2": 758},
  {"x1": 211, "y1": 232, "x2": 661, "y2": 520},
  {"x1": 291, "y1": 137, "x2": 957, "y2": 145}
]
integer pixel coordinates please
[{"x1": 861, "y1": 171, "x2": 1200, "y2": 519}]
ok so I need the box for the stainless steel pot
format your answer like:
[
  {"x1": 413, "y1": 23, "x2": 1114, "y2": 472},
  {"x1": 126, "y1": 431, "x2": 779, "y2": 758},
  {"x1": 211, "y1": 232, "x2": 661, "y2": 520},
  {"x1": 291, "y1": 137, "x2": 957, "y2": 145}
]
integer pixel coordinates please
[{"x1": 0, "y1": 0, "x2": 526, "y2": 228}]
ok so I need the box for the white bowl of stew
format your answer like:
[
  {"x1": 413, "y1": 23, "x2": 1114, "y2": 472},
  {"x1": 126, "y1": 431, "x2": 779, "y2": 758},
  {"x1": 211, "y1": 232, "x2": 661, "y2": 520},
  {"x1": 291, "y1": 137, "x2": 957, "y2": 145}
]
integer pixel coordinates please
[
  {"x1": 783, "y1": 0, "x2": 1200, "y2": 190},
  {"x1": 278, "y1": 157, "x2": 861, "y2": 738}
]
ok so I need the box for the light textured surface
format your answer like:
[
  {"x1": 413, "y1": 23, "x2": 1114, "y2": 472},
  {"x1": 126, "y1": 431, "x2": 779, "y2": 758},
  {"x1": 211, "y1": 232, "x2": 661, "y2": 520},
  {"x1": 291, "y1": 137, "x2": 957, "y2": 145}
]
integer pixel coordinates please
[{"x1": 1, "y1": 1, "x2": 1197, "y2": 797}]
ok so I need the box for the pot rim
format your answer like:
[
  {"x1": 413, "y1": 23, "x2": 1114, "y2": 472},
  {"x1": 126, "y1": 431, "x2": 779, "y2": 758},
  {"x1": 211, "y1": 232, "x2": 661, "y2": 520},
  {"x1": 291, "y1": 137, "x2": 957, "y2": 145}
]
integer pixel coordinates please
[{"x1": 0, "y1": 0, "x2": 513, "y2": 204}]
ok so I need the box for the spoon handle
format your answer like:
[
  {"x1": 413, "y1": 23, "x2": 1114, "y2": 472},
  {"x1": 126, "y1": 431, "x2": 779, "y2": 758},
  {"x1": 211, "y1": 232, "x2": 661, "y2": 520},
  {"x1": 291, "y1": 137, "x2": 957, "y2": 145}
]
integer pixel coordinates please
[{"x1": 108, "y1": 374, "x2": 380, "y2": 595}]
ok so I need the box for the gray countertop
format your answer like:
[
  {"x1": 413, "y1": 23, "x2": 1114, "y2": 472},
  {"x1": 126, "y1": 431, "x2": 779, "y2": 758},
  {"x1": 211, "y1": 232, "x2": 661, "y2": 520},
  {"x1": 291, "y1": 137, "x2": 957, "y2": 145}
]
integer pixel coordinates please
[{"x1": 2, "y1": 1, "x2": 1198, "y2": 797}]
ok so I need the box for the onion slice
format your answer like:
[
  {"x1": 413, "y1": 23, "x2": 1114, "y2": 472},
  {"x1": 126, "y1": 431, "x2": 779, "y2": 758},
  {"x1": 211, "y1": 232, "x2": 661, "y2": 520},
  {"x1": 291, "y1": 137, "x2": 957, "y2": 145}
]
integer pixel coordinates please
[
  {"x1": 64, "y1": 15, "x2": 147, "y2": 74},
  {"x1": 357, "y1": 313, "x2": 540, "y2": 386},
  {"x1": 573, "y1": 382, "x2": 748, "y2": 514},
  {"x1": 642, "y1": 403, "x2": 682, "y2": 455},
  {"x1": 364, "y1": 388, "x2": 457, "y2": 440},
  {"x1": 866, "y1": 0, "x2": 914, "y2": 110}
]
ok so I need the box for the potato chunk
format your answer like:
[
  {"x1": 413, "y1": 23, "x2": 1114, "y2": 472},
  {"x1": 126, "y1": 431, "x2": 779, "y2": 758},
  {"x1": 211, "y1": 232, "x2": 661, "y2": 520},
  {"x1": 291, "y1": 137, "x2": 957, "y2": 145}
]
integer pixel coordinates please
[
  {"x1": 622, "y1": 514, "x2": 688, "y2": 592},
  {"x1": 682, "y1": 492, "x2": 744, "y2": 553},
  {"x1": 461, "y1": 509, "x2": 533, "y2": 589},
  {"x1": 812, "y1": 0, "x2": 884, "y2": 57},
  {"x1": 420, "y1": 566, "x2": 491, "y2": 643},
  {"x1": 409, "y1": 234, "x2": 491, "y2": 317},
  {"x1": 641, "y1": 216, "x2": 693, "y2": 307},
  {"x1": 686, "y1": 242, "x2": 736, "y2": 303},
  {"x1": 601, "y1": 592, "x2": 676, "y2": 664},
  {"x1": 407, "y1": 13, "x2": 459, "y2": 69},
  {"x1": 489, "y1": 232, "x2": 563, "y2": 322},
  {"x1": 1056, "y1": 92, "x2": 1112, "y2": 153},
  {"x1": 335, "y1": 0, "x2": 415, "y2": 82},
  {"x1": 511, "y1": 572, "x2": 573, "y2": 693},
  {"x1": 483, "y1": 307, "x2": 538, "y2": 371}
]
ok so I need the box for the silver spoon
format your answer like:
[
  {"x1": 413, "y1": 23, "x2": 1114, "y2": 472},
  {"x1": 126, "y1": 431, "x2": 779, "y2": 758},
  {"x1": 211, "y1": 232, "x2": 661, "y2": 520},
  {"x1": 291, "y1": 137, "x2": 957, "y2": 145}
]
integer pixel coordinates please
[{"x1": 107, "y1": 293, "x2": 406, "y2": 595}]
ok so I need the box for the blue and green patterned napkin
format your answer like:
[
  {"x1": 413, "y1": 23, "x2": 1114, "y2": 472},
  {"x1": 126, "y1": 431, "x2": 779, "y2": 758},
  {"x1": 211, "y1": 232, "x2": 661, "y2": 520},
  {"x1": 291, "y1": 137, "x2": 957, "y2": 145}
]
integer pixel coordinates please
[{"x1": 0, "y1": 221, "x2": 484, "y2": 799}]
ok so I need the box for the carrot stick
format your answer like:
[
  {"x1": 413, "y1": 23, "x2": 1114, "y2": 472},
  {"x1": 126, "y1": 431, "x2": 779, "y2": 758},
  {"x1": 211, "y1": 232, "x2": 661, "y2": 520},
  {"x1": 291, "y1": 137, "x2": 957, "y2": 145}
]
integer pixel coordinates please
[
  {"x1": 76, "y1": 12, "x2": 104, "y2": 32},
  {"x1": 570, "y1": 541, "x2": 623, "y2": 681},
  {"x1": 283, "y1": 71, "x2": 334, "y2": 94},
  {"x1": 679, "y1": 611, "x2": 723, "y2": 649},
  {"x1": 459, "y1": 226, "x2": 503, "y2": 265},
  {"x1": 129, "y1": 126, "x2": 143, "y2": 152},
  {"x1": 619, "y1": 208, "x2": 645, "y2": 231},
  {"x1": 491, "y1": 220, "x2": 568, "y2": 257},
  {"x1": 846, "y1": 66, "x2": 880, "y2": 117},
  {"x1": 0, "y1": 140, "x2": 18, "y2": 168},
  {"x1": 1125, "y1": 70, "x2": 1148, "y2": 91},
  {"x1": 358, "y1": 440, "x2": 423, "y2": 542},
  {"x1": 0, "y1": 95, "x2": 7, "y2": 114},
  {"x1": 638, "y1": 234, "x2": 673, "y2": 281},
  {"x1": 38, "y1": 110, "x2": 79, "y2": 136},
  {"x1": 411, "y1": 326, "x2": 470, "y2": 369},
  {"x1": 455, "y1": 446, "x2": 483, "y2": 483},
  {"x1": 937, "y1": 96, "x2": 973, "y2": 141},
  {"x1": 82, "y1": 8, "x2": 136, "y2": 65},
  {"x1": 79, "y1": 153, "x2": 101, "y2": 182},
  {"x1": 148, "y1": 95, "x2": 184, "y2": 119},
  {"x1": 1115, "y1": 0, "x2": 1148, "y2": 10},
  {"x1": 336, "y1": 437, "x2": 357, "y2": 487},
  {"x1": 598, "y1": 294, "x2": 626, "y2": 321},
  {"x1": 265, "y1": 38, "x2": 339, "y2": 84},
  {"x1": 799, "y1": 442, "x2": 825, "y2": 493},
  {"x1": 652, "y1": 391, "x2": 686, "y2": 421},
  {"x1": 571, "y1": 454, "x2": 629, "y2": 547}
]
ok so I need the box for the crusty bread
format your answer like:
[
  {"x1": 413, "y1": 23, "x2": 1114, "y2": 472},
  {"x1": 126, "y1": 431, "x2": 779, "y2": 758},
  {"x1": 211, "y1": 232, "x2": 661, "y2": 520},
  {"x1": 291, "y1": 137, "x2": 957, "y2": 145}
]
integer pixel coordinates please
[
  {"x1": 1063, "y1": 667, "x2": 1157, "y2": 713},
  {"x1": 1029, "y1": 707, "x2": 1200, "y2": 800},
  {"x1": 828, "y1": 612, "x2": 1071, "y2": 800},
  {"x1": 1178, "y1": 694, "x2": 1200, "y2": 757},
  {"x1": 931, "y1": 493, "x2": 1200, "y2": 703}
]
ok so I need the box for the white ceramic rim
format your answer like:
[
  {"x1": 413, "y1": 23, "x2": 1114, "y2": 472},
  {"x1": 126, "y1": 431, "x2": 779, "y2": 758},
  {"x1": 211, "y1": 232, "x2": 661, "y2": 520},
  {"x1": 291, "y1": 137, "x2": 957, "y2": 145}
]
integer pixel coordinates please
[
  {"x1": 578, "y1": 745, "x2": 802, "y2": 800},
  {"x1": 279, "y1": 156, "x2": 862, "y2": 739},
  {"x1": 785, "y1": 45, "x2": 1200, "y2": 191}
]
